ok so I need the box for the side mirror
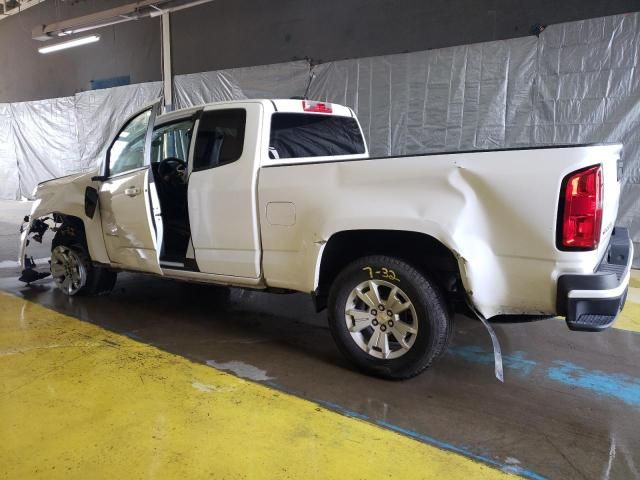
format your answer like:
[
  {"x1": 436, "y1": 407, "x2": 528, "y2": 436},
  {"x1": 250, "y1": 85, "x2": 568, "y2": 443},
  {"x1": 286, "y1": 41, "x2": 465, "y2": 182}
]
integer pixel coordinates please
[{"x1": 91, "y1": 175, "x2": 108, "y2": 182}]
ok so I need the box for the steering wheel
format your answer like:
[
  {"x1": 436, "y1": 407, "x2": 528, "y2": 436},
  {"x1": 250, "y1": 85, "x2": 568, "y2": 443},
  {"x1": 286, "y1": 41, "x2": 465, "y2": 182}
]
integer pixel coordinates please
[{"x1": 157, "y1": 157, "x2": 187, "y2": 186}]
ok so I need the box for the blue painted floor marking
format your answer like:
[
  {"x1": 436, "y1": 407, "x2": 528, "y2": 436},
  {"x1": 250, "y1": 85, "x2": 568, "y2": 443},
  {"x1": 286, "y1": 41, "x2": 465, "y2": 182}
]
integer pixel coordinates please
[
  {"x1": 547, "y1": 361, "x2": 640, "y2": 407},
  {"x1": 449, "y1": 345, "x2": 640, "y2": 407},
  {"x1": 449, "y1": 345, "x2": 538, "y2": 376},
  {"x1": 265, "y1": 341, "x2": 640, "y2": 479}
]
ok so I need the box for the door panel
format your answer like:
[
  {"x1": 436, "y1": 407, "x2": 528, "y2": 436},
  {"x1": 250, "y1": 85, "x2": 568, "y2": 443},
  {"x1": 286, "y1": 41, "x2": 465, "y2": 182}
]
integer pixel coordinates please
[
  {"x1": 187, "y1": 103, "x2": 262, "y2": 278},
  {"x1": 98, "y1": 99, "x2": 163, "y2": 274},
  {"x1": 99, "y1": 168, "x2": 163, "y2": 273}
]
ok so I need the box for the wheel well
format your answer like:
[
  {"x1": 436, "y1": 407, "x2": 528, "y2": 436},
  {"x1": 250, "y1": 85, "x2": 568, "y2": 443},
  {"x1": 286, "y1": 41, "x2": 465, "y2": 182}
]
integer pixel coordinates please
[
  {"x1": 315, "y1": 230, "x2": 463, "y2": 311},
  {"x1": 51, "y1": 214, "x2": 89, "y2": 250}
]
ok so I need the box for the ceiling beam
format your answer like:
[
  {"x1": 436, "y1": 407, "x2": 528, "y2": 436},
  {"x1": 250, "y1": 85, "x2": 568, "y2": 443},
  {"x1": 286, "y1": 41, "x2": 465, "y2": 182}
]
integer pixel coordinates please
[
  {"x1": 31, "y1": 0, "x2": 214, "y2": 40},
  {"x1": 32, "y1": 0, "x2": 173, "y2": 40},
  {"x1": 0, "y1": 0, "x2": 47, "y2": 22}
]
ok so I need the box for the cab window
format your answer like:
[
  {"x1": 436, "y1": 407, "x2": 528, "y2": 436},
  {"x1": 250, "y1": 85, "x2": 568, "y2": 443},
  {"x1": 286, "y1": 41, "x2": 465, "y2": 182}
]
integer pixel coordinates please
[
  {"x1": 192, "y1": 109, "x2": 246, "y2": 171},
  {"x1": 107, "y1": 109, "x2": 151, "y2": 176}
]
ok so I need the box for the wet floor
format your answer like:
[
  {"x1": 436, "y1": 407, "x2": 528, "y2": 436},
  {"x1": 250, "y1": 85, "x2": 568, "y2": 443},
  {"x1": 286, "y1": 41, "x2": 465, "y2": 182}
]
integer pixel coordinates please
[
  {"x1": 1, "y1": 267, "x2": 638, "y2": 479},
  {"x1": 2, "y1": 290, "x2": 515, "y2": 479}
]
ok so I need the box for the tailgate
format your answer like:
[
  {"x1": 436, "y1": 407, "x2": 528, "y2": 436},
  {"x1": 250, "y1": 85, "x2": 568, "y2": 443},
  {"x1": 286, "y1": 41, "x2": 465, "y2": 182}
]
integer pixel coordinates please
[{"x1": 596, "y1": 145, "x2": 624, "y2": 261}]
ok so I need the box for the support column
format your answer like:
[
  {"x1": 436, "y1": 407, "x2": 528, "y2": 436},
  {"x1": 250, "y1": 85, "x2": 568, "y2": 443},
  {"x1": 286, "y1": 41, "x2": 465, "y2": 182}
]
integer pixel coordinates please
[{"x1": 161, "y1": 12, "x2": 173, "y2": 111}]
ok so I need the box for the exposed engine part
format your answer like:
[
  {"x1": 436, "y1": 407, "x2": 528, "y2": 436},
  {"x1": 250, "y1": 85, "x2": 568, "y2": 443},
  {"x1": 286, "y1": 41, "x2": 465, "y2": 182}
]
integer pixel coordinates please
[
  {"x1": 28, "y1": 218, "x2": 51, "y2": 243},
  {"x1": 18, "y1": 215, "x2": 59, "y2": 285}
]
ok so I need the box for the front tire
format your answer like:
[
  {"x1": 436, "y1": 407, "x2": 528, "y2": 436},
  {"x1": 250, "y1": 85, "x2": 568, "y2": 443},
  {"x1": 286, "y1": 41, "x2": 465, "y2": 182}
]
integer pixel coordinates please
[
  {"x1": 51, "y1": 233, "x2": 116, "y2": 296},
  {"x1": 328, "y1": 255, "x2": 450, "y2": 380}
]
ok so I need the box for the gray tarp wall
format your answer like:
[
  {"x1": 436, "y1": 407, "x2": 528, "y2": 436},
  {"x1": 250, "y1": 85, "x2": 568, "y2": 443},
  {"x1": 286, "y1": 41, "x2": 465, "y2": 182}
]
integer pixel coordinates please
[
  {"x1": 12, "y1": 96, "x2": 81, "y2": 196},
  {"x1": 174, "y1": 60, "x2": 311, "y2": 106},
  {"x1": 75, "y1": 83, "x2": 163, "y2": 172},
  {"x1": 308, "y1": 13, "x2": 640, "y2": 258},
  {"x1": 0, "y1": 83, "x2": 163, "y2": 198},
  {"x1": 1, "y1": 13, "x2": 639, "y2": 260}
]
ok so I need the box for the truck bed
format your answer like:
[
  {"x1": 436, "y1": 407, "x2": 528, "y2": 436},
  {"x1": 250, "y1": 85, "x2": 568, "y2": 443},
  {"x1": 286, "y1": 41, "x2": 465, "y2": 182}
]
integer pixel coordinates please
[{"x1": 259, "y1": 143, "x2": 623, "y2": 318}]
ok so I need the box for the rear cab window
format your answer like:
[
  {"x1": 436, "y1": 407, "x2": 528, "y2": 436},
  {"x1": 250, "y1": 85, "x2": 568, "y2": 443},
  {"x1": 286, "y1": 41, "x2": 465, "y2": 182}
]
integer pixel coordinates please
[{"x1": 269, "y1": 113, "x2": 365, "y2": 160}]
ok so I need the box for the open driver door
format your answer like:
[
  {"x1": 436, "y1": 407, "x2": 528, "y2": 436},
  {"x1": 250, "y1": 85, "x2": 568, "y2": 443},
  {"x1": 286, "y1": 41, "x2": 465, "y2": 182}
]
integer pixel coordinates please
[{"x1": 95, "y1": 99, "x2": 165, "y2": 274}]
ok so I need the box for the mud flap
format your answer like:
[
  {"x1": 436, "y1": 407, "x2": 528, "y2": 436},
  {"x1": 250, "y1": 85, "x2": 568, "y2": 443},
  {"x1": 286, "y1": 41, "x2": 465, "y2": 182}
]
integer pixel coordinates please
[
  {"x1": 464, "y1": 296, "x2": 504, "y2": 382},
  {"x1": 477, "y1": 315, "x2": 504, "y2": 382}
]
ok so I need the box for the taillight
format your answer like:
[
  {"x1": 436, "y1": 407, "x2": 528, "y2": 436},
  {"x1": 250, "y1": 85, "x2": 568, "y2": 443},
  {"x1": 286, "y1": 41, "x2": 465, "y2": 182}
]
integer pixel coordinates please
[
  {"x1": 302, "y1": 100, "x2": 332, "y2": 113},
  {"x1": 559, "y1": 165, "x2": 603, "y2": 250}
]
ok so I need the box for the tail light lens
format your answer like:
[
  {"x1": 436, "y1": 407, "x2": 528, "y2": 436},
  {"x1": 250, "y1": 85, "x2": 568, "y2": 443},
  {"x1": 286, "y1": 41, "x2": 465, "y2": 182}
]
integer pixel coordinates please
[
  {"x1": 302, "y1": 100, "x2": 332, "y2": 113},
  {"x1": 559, "y1": 165, "x2": 603, "y2": 250}
]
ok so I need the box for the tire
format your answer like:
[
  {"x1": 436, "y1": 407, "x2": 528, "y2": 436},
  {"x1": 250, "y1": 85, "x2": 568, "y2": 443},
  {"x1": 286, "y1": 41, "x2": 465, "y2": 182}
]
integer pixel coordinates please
[
  {"x1": 51, "y1": 232, "x2": 117, "y2": 296},
  {"x1": 328, "y1": 255, "x2": 450, "y2": 380}
]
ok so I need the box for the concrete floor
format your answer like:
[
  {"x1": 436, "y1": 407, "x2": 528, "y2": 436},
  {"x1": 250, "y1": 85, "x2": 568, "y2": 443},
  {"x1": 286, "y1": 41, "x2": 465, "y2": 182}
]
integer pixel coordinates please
[{"x1": 1, "y1": 201, "x2": 639, "y2": 479}]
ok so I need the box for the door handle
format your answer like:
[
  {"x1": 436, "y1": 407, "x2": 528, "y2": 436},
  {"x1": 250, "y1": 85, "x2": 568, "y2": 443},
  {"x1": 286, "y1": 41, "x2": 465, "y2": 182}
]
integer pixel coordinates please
[{"x1": 124, "y1": 186, "x2": 141, "y2": 197}]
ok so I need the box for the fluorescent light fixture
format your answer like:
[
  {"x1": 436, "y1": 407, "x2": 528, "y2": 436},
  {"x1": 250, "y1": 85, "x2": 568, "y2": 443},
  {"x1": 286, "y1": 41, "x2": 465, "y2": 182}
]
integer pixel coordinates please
[{"x1": 38, "y1": 34, "x2": 100, "y2": 54}]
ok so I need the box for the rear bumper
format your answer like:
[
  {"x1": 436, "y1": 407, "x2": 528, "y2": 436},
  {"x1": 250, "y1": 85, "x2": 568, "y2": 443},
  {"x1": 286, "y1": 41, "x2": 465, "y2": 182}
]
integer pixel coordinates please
[{"x1": 556, "y1": 227, "x2": 633, "y2": 332}]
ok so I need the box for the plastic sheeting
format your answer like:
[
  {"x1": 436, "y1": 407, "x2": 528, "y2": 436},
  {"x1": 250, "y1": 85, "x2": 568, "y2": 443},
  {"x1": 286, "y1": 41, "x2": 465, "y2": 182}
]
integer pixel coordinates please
[
  {"x1": 309, "y1": 37, "x2": 537, "y2": 156},
  {"x1": 75, "y1": 82, "x2": 163, "y2": 172},
  {"x1": 0, "y1": 83, "x2": 163, "y2": 198},
  {"x1": 174, "y1": 60, "x2": 310, "y2": 108},
  {"x1": 11, "y1": 96, "x2": 80, "y2": 197},
  {"x1": 0, "y1": 104, "x2": 18, "y2": 200}
]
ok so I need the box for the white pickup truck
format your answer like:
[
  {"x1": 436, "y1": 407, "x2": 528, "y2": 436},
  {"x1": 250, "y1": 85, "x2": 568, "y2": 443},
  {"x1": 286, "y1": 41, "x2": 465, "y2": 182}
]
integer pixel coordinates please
[{"x1": 19, "y1": 98, "x2": 632, "y2": 380}]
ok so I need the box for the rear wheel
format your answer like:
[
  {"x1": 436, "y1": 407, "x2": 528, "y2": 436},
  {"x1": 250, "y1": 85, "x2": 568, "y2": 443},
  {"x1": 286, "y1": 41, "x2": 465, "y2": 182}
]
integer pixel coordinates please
[
  {"x1": 328, "y1": 255, "x2": 450, "y2": 379},
  {"x1": 51, "y1": 232, "x2": 116, "y2": 296}
]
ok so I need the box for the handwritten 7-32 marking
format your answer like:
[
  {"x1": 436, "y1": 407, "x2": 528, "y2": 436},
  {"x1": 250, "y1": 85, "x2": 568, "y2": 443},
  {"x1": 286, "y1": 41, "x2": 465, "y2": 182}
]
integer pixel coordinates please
[{"x1": 362, "y1": 266, "x2": 400, "y2": 282}]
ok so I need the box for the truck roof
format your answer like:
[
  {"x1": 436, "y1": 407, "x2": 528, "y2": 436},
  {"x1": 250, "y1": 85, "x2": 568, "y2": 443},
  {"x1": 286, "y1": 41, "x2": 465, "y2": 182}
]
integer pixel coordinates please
[{"x1": 156, "y1": 99, "x2": 354, "y2": 124}]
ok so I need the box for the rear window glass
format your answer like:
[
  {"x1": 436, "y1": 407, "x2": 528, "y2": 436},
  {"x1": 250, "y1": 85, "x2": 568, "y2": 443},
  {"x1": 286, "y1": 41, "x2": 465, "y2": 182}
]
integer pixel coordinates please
[{"x1": 269, "y1": 113, "x2": 365, "y2": 159}]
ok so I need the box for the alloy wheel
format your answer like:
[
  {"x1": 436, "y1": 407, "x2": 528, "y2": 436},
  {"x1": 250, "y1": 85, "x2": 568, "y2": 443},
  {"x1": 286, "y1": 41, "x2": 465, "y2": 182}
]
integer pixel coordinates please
[
  {"x1": 344, "y1": 279, "x2": 419, "y2": 359},
  {"x1": 50, "y1": 245, "x2": 87, "y2": 295}
]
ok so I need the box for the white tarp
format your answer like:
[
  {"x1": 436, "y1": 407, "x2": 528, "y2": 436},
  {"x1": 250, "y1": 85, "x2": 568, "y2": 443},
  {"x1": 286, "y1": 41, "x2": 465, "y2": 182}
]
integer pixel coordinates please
[
  {"x1": 309, "y1": 37, "x2": 537, "y2": 156},
  {"x1": 174, "y1": 60, "x2": 310, "y2": 108},
  {"x1": 75, "y1": 82, "x2": 163, "y2": 171},
  {"x1": 11, "y1": 96, "x2": 80, "y2": 198},
  {"x1": 1, "y1": 83, "x2": 163, "y2": 198},
  {"x1": 0, "y1": 104, "x2": 18, "y2": 199}
]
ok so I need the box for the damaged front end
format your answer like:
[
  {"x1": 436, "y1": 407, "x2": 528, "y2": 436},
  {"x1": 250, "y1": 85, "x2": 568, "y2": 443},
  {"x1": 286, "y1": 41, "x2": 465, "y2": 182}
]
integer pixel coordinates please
[
  {"x1": 17, "y1": 170, "x2": 111, "y2": 286},
  {"x1": 18, "y1": 213, "x2": 56, "y2": 284}
]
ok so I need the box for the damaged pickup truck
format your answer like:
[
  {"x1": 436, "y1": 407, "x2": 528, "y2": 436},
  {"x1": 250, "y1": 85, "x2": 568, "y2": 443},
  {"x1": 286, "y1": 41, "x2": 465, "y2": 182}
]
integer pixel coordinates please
[{"x1": 19, "y1": 98, "x2": 632, "y2": 380}]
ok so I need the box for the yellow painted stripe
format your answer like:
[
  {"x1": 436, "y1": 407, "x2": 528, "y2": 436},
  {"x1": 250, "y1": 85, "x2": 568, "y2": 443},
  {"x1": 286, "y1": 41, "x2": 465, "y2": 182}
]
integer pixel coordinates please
[
  {"x1": 629, "y1": 277, "x2": 640, "y2": 289},
  {"x1": 616, "y1": 296, "x2": 640, "y2": 334},
  {"x1": 613, "y1": 270, "x2": 640, "y2": 334},
  {"x1": 0, "y1": 292, "x2": 516, "y2": 479}
]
